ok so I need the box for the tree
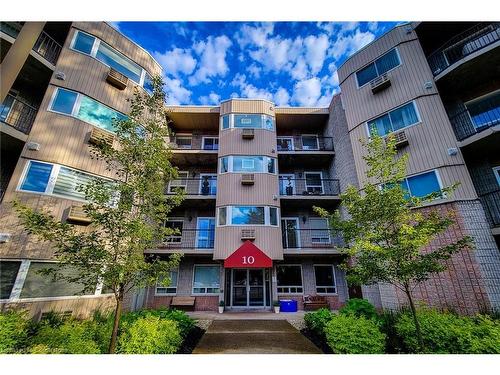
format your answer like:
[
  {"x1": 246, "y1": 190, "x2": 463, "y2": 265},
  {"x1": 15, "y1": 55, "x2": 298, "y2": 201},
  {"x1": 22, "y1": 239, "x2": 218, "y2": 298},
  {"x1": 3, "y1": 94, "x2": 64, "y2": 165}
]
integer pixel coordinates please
[
  {"x1": 314, "y1": 134, "x2": 473, "y2": 351},
  {"x1": 14, "y1": 76, "x2": 184, "y2": 353}
]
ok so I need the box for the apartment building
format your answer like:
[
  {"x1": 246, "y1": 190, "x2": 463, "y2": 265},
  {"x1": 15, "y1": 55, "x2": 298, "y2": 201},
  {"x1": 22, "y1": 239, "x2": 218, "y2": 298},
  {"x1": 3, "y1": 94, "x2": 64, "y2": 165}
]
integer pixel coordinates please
[
  {"x1": 338, "y1": 22, "x2": 500, "y2": 314},
  {"x1": 1, "y1": 21, "x2": 499, "y2": 317}
]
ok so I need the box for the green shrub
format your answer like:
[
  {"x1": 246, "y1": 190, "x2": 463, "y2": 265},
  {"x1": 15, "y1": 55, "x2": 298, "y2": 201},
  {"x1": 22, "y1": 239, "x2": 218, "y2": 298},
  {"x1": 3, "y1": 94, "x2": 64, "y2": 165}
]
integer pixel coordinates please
[
  {"x1": 304, "y1": 308, "x2": 334, "y2": 336},
  {"x1": 324, "y1": 314, "x2": 386, "y2": 354},
  {"x1": 117, "y1": 316, "x2": 182, "y2": 354},
  {"x1": 340, "y1": 298, "x2": 378, "y2": 320},
  {"x1": 395, "y1": 309, "x2": 500, "y2": 354},
  {"x1": 0, "y1": 310, "x2": 30, "y2": 353}
]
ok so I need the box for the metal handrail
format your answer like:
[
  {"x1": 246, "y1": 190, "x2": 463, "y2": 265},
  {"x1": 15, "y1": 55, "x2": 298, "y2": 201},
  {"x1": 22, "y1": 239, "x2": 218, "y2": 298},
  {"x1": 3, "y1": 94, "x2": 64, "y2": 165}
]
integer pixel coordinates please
[
  {"x1": 32, "y1": 30, "x2": 62, "y2": 65},
  {"x1": 279, "y1": 178, "x2": 340, "y2": 196},
  {"x1": 448, "y1": 104, "x2": 500, "y2": 141},
  {"x1": 479, "y1": 190, "x2": 500, "y2": 227},
  {"x1": 276, "y1": 136, "x2": 334, "y2": 152},
  {"x1": 165, "y1": 177, "x2": 217, "y2": 196},
  {"x1": 161, "y1": 229, "x2": 215, "y2": 249},
  {"x1": 0, "y1": 94, "x2": 38, "y2": 134},
  {"x1": 281, "y1": 228, "x2": 343, "y2": 249}
]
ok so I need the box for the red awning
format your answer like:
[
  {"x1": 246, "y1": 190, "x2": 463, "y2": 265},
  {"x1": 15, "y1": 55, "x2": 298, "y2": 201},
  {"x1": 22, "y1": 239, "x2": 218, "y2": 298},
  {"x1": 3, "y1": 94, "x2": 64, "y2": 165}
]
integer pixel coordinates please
[{"x1": 224, "y1": 241, "x2": 273, "y2": 268}]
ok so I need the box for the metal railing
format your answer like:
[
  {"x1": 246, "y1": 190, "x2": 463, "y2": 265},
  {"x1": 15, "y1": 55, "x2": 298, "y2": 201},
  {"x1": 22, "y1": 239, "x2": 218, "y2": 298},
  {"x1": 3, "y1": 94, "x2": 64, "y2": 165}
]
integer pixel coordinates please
[
  {"x1": 277, "y1": 136, "x2": 334, "y2": 152},
  {"x1": 33, "y1": 30, "x2": 62, "y2": 65},
  {"x1": 161, "y1": 229, "x2": 215, "y2": 249},
  {"x1": 165, "y1": 177, "x2": 217, "y2": 196},
  {"x1": 279, "y1": 178, "x2": 340, "y2": 196},
  {"x1": 0, "y1": 94, "x2": 38, "y2": 134},
  {"x1": 448, "y1": 105, "x2": 500, "y2": 141},
  {"x1": 479, "y1": 190, "x2": 500, "y2": 227},
  {"x1": 281, "y1": 228, "x2": 343, "y2": 249},
  {"x1": 169, "y1": 134, "x2": 219, "y2": 151},
  {"x1": 427, "y1": 22, "x2": 500, "y2": 76}
]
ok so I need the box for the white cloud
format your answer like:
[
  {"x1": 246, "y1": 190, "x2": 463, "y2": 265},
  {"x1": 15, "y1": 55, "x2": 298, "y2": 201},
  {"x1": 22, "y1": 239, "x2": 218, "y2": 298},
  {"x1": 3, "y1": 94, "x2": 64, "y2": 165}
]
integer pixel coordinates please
[
  {"x1": 199, "y1": 91, "x2": 221, "y2": 105},
  {"x1": 153, "y1": 48, "x2": 196, "y2": 77},
  {"x1": 274, "y1": 87, "x2": 290, "y2": 106},
  {"x1": 189, "y1": 35, "x2": 232, "y2": 85},
  {"x1": 291, "y1": 57, "x2": 308, "y2": 80},
  {"x1": 367, "y1": 22, "x2": 379, "y2": 32},
  {"x1": 235, "y1": 23, "x2": 274, "y2": 48},
  {"x1": 247, "y1": 63, "x2": 262, "y2": 79},
  {"x1": 164, "y1": 76, "x2": 192, "y2": 105},
  {"x1": 231, "y1": 73, "x2": 290, "y2": 106},
  {"x1": 291, "y1": 77, "x2": 322, "y2": 106},
  {"x1": 304, "y1": 34, "x2": 329, "y2": 75},
  {"x1": 330, "y1": 29, "x2": 376, "y2": 60}
]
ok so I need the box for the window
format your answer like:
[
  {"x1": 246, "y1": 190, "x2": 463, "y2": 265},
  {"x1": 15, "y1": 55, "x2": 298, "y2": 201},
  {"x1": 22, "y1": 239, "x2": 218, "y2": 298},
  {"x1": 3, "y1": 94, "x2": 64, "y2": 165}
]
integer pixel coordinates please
[
  {"x1": 202, "y1": 137, "x2": 219, "y2": 150},
  {"x1": 199, "y1": 174, "x2": 217, "y2": 195},
  {"x1": 71, "y1": 30, "x2": 150, "y2": 88},
  {"x1": 493, "y1": 167, "x2": 500, "y2": 187},
  {"x1": 367, "y1": 102, "x2": 419, "y2": 136},
  {"x1": 466, "y1": 90, "x2": 500, "y2": 129},
  {"x1": 310, "y1": 218, "x2": 331, "y2": 244},
  {"x1": 356, "y1": 48, "x2": 401, "y2": 87},
  {"x1": 304, "y1": 172, "x2": 324, "y2": 194},
  {"x1": 196, "y1": 218, "x2": 215, "y2": 248},
  {"x1": 221, "y1": 113, "x2": 275, "y2": 130},
  {"x1": 168, "y1": 171, "x2": 188, "y2": 193},
  {"x1": 143, "y1": 73, "x2": 154, "y2": 95},
  {"x1": 164, "y1": 220, "x2": 183, "y2": 243},
  {"x1": 192, "y1": 265, "x2": 220, "y2": 294},
  {"x1": 0, "y1": 261, "x2": 21, "y2": 299},
  {"x1": 49, "y1": 88, "x2": 127, "y2": 133},
  {"x1": 218, "y1": 206, "x2": 279, "y2": 226},
  {"x1": 301, "y1": 135, "x2": 319, "y2": 150},
  {"x1": 175, "y1": 136, "x2": 192, "y2": 149},
  {"x1": 277, "y1": 265, "x2": 303, "y2": 294},
  {"x1": 19, "y1": 160, "x2": 110, "y2": 201},
  {"x1": 277, "y1": 137, "x2": 294, "y2": 151},
  {"x1": 156, "y1": 270, "x2": 178, "y2": 295},
  {"x1": 20, "y1": 262, "x2": 94, "y2": 298},
  {"x1": 402, "y1": 170, "x2": 442, "y2": 199},
  {"x1": 219, "y1": 156, "x2": 277, "y2": 174},
  {"x1": 314, "y1": 265, "x2": 337, "y2": 294}
]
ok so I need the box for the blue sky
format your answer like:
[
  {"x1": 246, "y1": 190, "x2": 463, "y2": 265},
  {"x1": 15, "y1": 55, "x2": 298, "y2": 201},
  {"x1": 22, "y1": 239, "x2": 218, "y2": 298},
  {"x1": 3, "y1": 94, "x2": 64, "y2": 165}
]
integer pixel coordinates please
[{"x1": 112, "y1": 22, "x2": 400, "y2": 106}]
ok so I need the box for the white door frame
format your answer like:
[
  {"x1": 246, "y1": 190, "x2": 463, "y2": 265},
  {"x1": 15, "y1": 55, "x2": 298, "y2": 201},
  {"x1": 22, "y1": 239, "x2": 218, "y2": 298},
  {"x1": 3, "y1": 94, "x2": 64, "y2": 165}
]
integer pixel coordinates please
[{"x1": 281, "y1": 217, "x2": 301, "y2": 248}]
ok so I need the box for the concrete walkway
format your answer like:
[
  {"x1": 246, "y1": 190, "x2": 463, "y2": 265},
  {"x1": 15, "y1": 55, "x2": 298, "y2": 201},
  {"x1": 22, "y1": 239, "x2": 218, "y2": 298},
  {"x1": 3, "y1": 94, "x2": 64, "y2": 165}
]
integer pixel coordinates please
[
  {"x1": 188, "y1": 310, "x2": 306, "y2": 320},
  {"x1": 193, "y1": 319, "x2": 322, "y2": 354}
]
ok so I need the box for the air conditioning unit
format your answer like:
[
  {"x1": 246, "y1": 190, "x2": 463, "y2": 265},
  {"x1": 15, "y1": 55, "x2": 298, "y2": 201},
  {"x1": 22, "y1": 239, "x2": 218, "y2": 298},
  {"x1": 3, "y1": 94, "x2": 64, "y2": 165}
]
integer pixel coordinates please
[
  {"x1": 67, "y1": 205, "x2": 92, "y2": 224},
  {"x1": 392, "y1": 130, "x2": 409, "y2": 148},
  {"x1": 241, "y1": 229, "x2": 256, "y2": 241},
  {"x1": 242, "y1": 128, "x2": 255, "y2": 139},
  {"x1": 106, "y1": 67, "x2": 128, "y2": 90},
  {"x1": 370, "y1": 73, "x2": 391, "y2": 94},
  {"x1": 89, "y1": 127, "x2": 115, "y2": 147},
  {"x1": 241, "y1": 174, "x2": 255, "y2": 185}
]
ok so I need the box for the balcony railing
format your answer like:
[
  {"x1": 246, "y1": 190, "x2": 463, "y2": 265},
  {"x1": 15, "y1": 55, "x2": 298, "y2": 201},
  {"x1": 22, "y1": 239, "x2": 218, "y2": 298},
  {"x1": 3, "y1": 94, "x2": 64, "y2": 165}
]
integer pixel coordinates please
[
  {"x1": 479, "y1": 190, "x2": 500, "y2": 228},
  {"x1": 281, "y1": 228, "x2": 343, "y2": 249},
  {"x1": 448, "y1": 105, "x2": 500, "y2": 141},
  {"x1": 279, "y1": 178, "x2": 340, "y2": 196},
  {"x1": 32, "y1": 30, "x2": 62, "y2": 65},
  {"x1": 165, "y1": 177, "x2": 217, "y2": 196},
  {"x1": 277, "y1": 136, "x2": 334, "y2": 152},
  {"x1": 0, "y1": 94, "x2": 38, "y2": 134},
  {"x1": 169, "y1": 134, "x2": 219, "y2": 151},
  {"x1": 161, "y1": 229, "x2": 215, "y2": 249},
  {"x1": 427, "y1": 22, "x2": 500, "y2": 76}
]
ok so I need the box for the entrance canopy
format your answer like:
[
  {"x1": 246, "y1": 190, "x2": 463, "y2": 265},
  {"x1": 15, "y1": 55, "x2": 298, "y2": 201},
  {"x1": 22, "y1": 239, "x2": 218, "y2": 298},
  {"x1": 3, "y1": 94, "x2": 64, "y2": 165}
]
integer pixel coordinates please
[{"x1": 224, "y1": 241, "x2": 273, "y2": 268}]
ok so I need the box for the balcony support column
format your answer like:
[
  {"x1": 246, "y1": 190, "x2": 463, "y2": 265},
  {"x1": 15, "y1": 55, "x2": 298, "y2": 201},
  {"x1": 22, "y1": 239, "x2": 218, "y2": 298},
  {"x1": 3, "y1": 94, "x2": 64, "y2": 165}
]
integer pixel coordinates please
[{"x1": 0, "y1": 22, "x2": 45, "y2": 102}]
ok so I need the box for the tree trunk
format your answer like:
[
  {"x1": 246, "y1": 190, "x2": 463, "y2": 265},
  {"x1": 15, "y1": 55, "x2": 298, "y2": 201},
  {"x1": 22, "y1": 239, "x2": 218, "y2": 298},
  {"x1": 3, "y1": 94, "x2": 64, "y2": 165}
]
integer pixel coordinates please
[
  {"x1": 404, "y1": 286, "x2": 425, "y2": 352},
  {"x1": 108, "y1": 286, "x2": 124, "y2": 354}
]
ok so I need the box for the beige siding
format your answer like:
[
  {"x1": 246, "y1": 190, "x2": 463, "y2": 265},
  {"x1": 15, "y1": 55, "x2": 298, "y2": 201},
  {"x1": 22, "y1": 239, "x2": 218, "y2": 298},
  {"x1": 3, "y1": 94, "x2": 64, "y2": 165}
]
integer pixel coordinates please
[
  {"x1": 216, "y1": 174, "x2": 279, "y2": 206},
  {"x1": 220, "y1": 99, "x2": 275, "y2": 116},
  {"x1": 213, "y1": 226, "x2": 283, "y2": 260},
  {"x1": 219, "y1": 128, "x2": 277, "y2": 157}
]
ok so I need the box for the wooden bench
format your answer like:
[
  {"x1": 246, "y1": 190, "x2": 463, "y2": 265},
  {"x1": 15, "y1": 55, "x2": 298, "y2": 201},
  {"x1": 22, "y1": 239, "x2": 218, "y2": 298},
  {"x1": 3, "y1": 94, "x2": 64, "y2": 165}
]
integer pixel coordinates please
[
  {"x1": 303, "y1": 295, "x2": 329, "y2": 311},
  {"x1": 170, "y1": 296, "x2": 196, "y2": 311}
]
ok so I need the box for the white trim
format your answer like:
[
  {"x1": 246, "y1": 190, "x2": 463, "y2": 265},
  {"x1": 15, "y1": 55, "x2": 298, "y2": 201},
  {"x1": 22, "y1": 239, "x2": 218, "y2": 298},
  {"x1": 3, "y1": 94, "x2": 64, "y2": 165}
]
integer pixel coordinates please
[
  {"x1": 220, "y1": 113, "x2": 275, "y2": 131},
  {"x1": 365, "y1": 100, "x2": 421, "y2": 138},
  {"x1": 493, "y1": 166, "x2": 500, "y2": 187},
  {"x1": 301, "y1": 134, "x2": 319, "y2": 150},
  {"x1": 304, "y1": 171, "x2": 324, "y2": 194},
  {"x1": 313, "y1": 264, "x2": 338, "y2": 295},
  {"x1": 192, "y1": 264, "x2": 221, "y2": 295},
  {"x1": 201, "y1": 136, "x2": 219, "y2": 150},
  {"x1": 356, "y1": 47, "x2": 402, "y2": 89},
  {"x1": 218, "y1": 206, "x2": 280, "y2": 227},
  {"x1": 218, "y1": 155, "x2": 277, "y2": 174},
  {"x1": 276, "y1": 136, "x2": 294, "y2": 151},
  {"x1": 281, "y1": 217, "x2": 301, "y2": 248},
  {"x1": 276, "y1": 264, "x2": 304, "y2": 295}
]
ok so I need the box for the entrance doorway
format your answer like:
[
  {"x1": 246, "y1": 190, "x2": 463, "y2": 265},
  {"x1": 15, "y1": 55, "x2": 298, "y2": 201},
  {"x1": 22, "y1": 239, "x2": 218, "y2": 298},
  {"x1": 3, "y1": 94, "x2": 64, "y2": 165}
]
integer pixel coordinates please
[{"x1": 230, "y1": 269, "x2": 267, "y2": 308}]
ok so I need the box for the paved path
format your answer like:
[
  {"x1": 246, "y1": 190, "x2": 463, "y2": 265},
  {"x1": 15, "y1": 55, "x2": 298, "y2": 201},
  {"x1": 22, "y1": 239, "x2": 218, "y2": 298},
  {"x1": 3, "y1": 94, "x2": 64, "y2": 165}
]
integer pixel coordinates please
[{"x1": 193, "y1": 319, "x2": 322, "y2": 354}]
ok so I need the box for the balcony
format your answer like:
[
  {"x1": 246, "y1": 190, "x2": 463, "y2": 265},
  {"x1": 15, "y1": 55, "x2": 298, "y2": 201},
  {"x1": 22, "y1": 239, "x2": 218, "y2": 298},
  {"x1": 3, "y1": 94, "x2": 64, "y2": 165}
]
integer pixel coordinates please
[
  {"x1": 279, "y1": 177, "x2": 340, "y2": 209},
  {"x1": 479, "y1": 190, "x2": 500, "y2": 229},
  {"x1": 427, "y1": 22, "x2": 500, "y2": 77},
  {"x1": 148, "y1": 229, "x2": 215, "y2": 254},
  {"x1": 281, "y1": 228, "x2": 343, "y2": 253},
  {"x1": 168, "y1": 134, "x2": 218, "y2": 165},
  {"x1": 277, "y1": 136, "x2": 335, "y2": 168},
  {"x1": 165, "y1": 177, "x2": 217, "y2": 208},
  {"x1": 0, "y1": 94, "x2": 38, "y2": 135}
]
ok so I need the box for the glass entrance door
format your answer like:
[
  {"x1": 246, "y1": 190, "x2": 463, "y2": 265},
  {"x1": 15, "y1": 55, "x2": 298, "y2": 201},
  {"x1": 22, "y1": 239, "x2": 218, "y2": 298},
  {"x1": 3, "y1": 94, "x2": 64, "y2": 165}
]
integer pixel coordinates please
[
  {"x1": 231, "y1": 269, "x2": 265, "y2": 307},
  {"x1": 281, "y1": 218, "x2": 300, "y2": 249}
]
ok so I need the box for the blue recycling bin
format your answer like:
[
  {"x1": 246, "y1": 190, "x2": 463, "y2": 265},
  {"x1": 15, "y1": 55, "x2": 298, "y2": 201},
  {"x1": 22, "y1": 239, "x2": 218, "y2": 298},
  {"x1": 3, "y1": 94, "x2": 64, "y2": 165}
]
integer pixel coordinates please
[{"x1": 280, "y1": 299, "x2": 298, "y2": 312}]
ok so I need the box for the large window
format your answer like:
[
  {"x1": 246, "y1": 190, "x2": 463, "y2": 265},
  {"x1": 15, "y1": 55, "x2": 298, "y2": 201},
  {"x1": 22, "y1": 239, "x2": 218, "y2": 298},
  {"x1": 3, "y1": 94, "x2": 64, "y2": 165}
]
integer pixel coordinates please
[
  {"x1": 19, "y1": 160, "x2": 111, "y2": 201},
  {"x1": 367, "y1": 102, "x2": 420, "y2": 137},
  {"x1": 218, "y1": 206, "x2": 279, "y2": 226},
  {"x1": 356, "y1": 48, "x2": 401, "y2": 87},
  {"x1": 310, "y1": 218, "x2": 331, "y2": 244},
  {"x1": 304, "y1": 172, "x2": 324, "y2": 194},
  {"x1": 314, "y1": 265, "x2": 337, "y2": 294},
  {"x1": 202, "y1": 137, "x2": 219, "y2": 150},
  {"x1": 0, "y1": 261, "x2": 21, "y2": 299},
  {"x1": 155, "y1": 269, "x2": 178, "y2": 295},
  {"x1": 71, "y1": 30, "x2": 151, "y2": 88},
  {"x1": 219, "y1": 155, "x2": 276, "y2": 174},
  {"x1": 20, "y1": 262, "x2": 94, "y2": 298},
  {"x1": 277, "y1": 265, "x2": 303, "y2": 294},
  {"x1": 196, "y1": 218, "x2": 215, "y2": 248},
  {"x1": 466, "y1": 90, "x2": 500, "y2": 129},
  {"x1": 220, "y1": 113, "x2": 275, "y2": 130},
  {"x1": 49, "y1": 87, "x2": 127, "y2": 133},
  {"x1": 402, "y1": 170, "x2": 442, "y2": 199},
  {"x1": 192, "y1": 265, "x2": 220, "y2": 294}
]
